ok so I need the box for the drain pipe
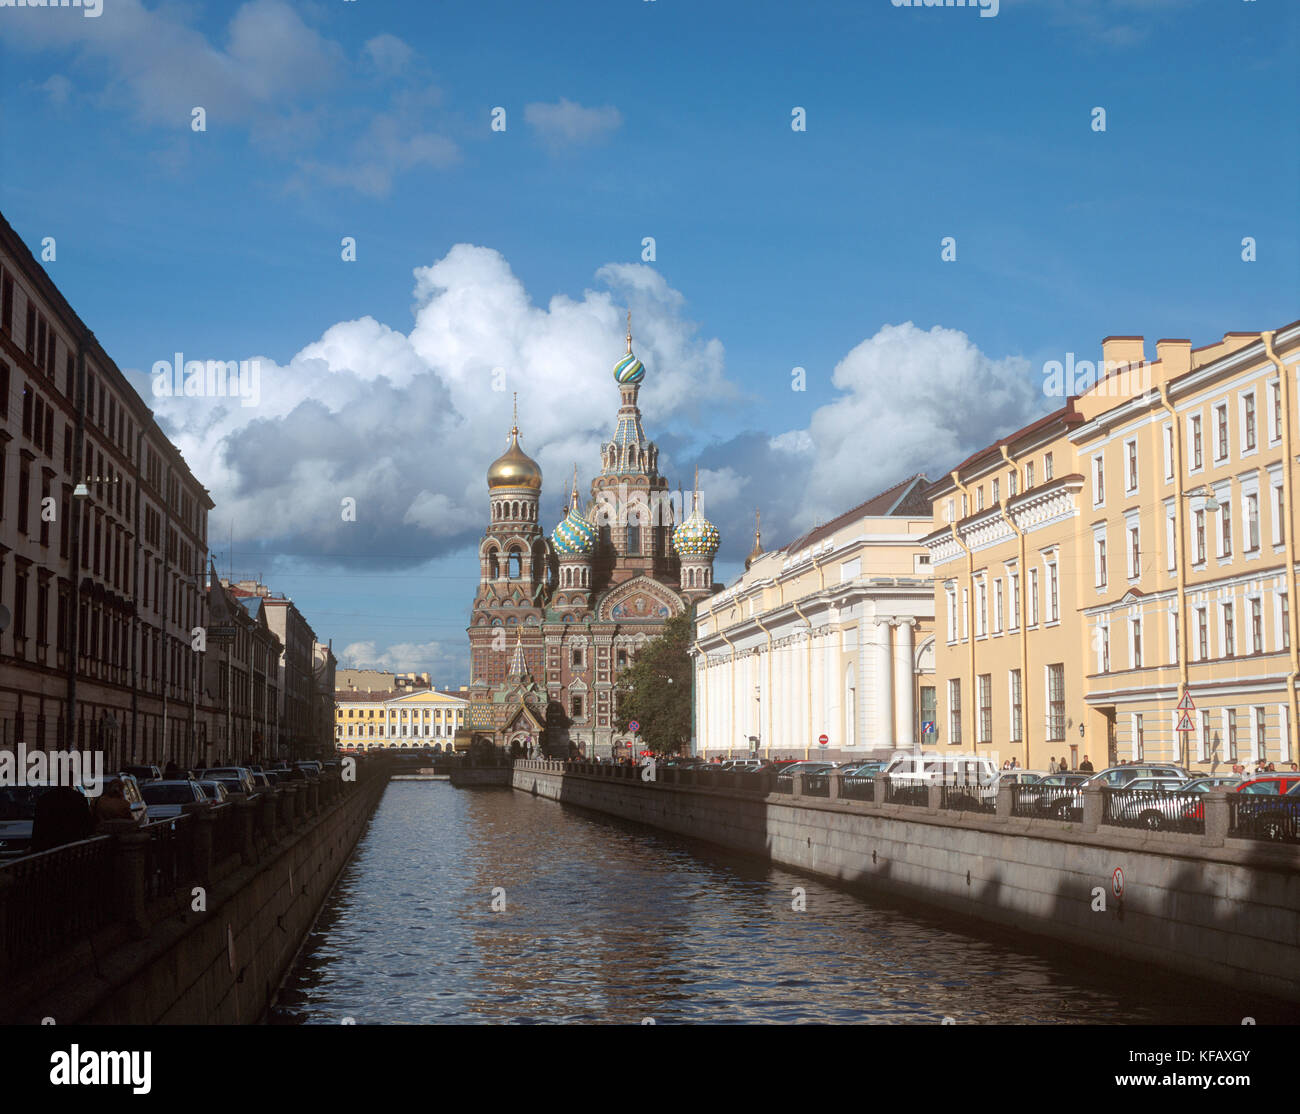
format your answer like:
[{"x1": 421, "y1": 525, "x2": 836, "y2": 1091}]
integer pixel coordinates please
[
  {"x1": 1262, "y1": 331, "x2": 1300, "y2": 757},
  {"x1": 754, "y1": 613, "x2": 774, "y2": 760},
  {"x1": 949, "y1": 471, "x2": 978, "y2": 754},
  {"x1": 1157, "y1": 381, "x2": 1191, "y2": 767},
  {"x1": 998, "y1": 447, "x2": 1031, "y2": 767}
]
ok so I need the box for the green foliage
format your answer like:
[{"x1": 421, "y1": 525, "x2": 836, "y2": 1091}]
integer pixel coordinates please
[{"x1": 613, "y1": 612, "x2": 693, "y2": 755}]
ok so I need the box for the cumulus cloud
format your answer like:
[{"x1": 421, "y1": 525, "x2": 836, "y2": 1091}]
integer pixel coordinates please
[
  {"x1": 139, "y1": 247, "x2": 738, "y2": 571},
  {"x1": 339, "y1": 639, "x2": 462, "y2": 676},
  {"x1": 524, "y1": 98, "x2": 623, "y2": 150}
]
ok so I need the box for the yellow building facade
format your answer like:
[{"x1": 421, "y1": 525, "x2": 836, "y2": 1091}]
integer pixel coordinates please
[
  {"x1": 334, "y1": 687, "x2": 468, "y2": 749},
  {"x1": 923, "y1": 323, "x2": 1300, "y2": 773}
]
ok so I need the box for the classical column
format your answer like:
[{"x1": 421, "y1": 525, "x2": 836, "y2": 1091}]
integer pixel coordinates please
[
  {"x1": 874, "y1": 618, "x2": 894, "y2": 749},
  {"x1": 894, "y1": 618, "x2": 916, "y2": 749}
]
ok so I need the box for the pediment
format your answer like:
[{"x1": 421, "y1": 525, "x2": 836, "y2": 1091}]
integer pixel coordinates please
[{"x1": 598, "y1": 576, "x2": 685, "y2": 622}]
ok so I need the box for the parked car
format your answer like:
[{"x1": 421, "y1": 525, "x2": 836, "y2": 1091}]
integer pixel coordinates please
[
  {"x1": 250, "y1": 772, "x2": 272, "y2": 791},
  {"x1": 1012, "y1": 773, "x2": 1090, "y2": 818},
  {"x1": 1237, "y1": 774, "x2": 1300, "y2": 795},
  {"x1": 140, "y1": 780, "x2": 209, "y2": 821},
  {"x1": 1081, "y1": 764, "x2": 1191, "y2": 789},
  {"x1": 998, "y1": 770, "x2": 1047, "y2": 785},
  {"x1": 108, "y1": 774, "x2": 151, "y2": 826},
  {"x1": 1228, "y1": 779, "x2": 1300, "y2": 841},
  {"x1": 194, "y1": 767, "x2": 255, "y2": 797},
  {"x1": 1104, "y1": 776, "x2": 1195, "y2": 829},
  {"x1": 295, "y1": 761, "x2": 323, "y2": 779},
  {"x1": 195, "y1": 780, "x2": 231, "y2": 804},
  {"x1": 0, "y1": 783, "x2": 94, "y2": 859},
  {"x1": 1179, "y1": 775, "x2": 1254, "y2": 822},
  {"x1": 121, "y1": 764, "x2": 162, "y2": 784},
  {"x1": 775, "y1": 761, "x2": 835, "y2": 782}
]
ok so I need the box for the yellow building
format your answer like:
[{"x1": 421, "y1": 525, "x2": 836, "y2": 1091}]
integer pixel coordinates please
[
  {"x1": 693, "y1": 476, "x2": 936, "y2": 760},
  {"x1": 923, "y1": 323, "x2": 1300, "y2": 773},
  {"x1": 334, "y1": 686, "x2": 467, "y2": 750}
]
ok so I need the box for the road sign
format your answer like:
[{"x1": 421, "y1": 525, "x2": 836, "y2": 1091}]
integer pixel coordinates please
[
  {"x1": 1176, "y1": 691, "x2": 1196, "y2": 712},
  {"x1": 818, "y1": 734, "x2": 829, "y2": 746},
  {"x1": 922, "y1": 721, "x2": 935, "y2": 734},
  {"x1": 1175, "y1": 711, "x2": 1195, "y2": 732},
  {"x1": 628, "y1": 720, "x2": 640, "y2": 733},
  {"x1": 1112, "y1": 867, "x2": 1124, "y2": 898}
]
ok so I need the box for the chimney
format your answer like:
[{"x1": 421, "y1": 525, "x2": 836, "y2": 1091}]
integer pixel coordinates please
[
  {"x1": 1101, "y1": 336, "x2": 1144, "y2": 372},
  {"x1": 1155, "y1": 338, "x2": 1192, "y2": 379}
]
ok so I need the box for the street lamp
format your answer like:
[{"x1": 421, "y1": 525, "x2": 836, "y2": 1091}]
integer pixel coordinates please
[{"x1": 1183, "y1": 486, "x2": 1220, "y2": 513}]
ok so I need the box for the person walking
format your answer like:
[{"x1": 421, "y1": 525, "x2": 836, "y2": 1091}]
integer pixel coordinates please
[
  {"x1": 1079, "y1": 755, "x2": 1094, "y2": 773},
  {"x1": 90, "y1": 779, "x2": 133, "y2": 829}
]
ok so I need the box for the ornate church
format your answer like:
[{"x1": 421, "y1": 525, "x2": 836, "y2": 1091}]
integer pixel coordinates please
[{"x1": 463, "y1": 320, "x2": 721, "y2": 759}]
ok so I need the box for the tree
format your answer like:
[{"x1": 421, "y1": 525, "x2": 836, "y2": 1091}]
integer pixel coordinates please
[{"x1": 613, "y1": 612, "x2": 693, "y2": 755}]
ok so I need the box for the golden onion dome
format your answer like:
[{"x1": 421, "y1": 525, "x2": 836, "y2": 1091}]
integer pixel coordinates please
[{"x1": 487, "y1": 428, "x2": 542, "y2": 490}]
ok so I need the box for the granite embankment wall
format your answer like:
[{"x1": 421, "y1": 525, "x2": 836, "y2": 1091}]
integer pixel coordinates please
[
  {"x1": 1, "y1": 768, "x2": 390, "y2": 1024},
  {"x1": 512, "y1": 761, "x2": 1300, "y2": 1004}
]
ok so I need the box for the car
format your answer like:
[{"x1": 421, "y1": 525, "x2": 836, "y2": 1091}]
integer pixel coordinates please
[
  {"x1": 884, "y1": 753, "x2": 1001, "y2": 806},
  {"x1": 250, "y1": 772, "x2": 272, "y2": 791},
  {"x1": 121, "y1": 764, "x2": 162, "y2": 784},
  {"x1": 1230, "y1": 779, "x2": 1300, "y2": 841},
  {"x1": 0, "y1": 783, "x2": 93, "y2": 858},
  {"x1": 1178, "y1": 775, "x2": 1254, "y2": 822},
  {"x1": 105, "y1": 774, "x2": 151, "y2": 826},
  {"x1": 775, "y1": 761, "x2": 835, "y2": 782},
  {"x1": 295, "y1": 761, "x2": 323, "y2": 779},
  {"x1": 140, "y1": 780, "x2": 209, "y2": 821},
  {"x1": 195, "y1": 780, "x2": 231, "y2": 804},
  {"x1": 1236, "y1": 774, "x2": 1300, "y2": 795},
  {"x1": 998, "y1": 769, "x2": 1047, "y2": 785},
  {"x1": 195, "y1": 767, "x2": 256, "y2": 796},
  {"x1": 1081, "y1": 764, "x2": 1192, "y2": 790},
  {"x1": 1104, "y1": 776, "x2": 1195, "y2": 829},
  {"x1": 1011, "y1": 772, "x2": 1090, "y2": 818}
]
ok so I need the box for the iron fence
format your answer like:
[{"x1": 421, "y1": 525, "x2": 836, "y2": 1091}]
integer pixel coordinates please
[
  {"x1": 142, "y1": 815, "x2": 198, "y2": 900},
  {"x1": 802, "y1": 774, "x2": 830, "y2": 798},
  {"x1": 1, "y1": 835, "x2": 115, "y2": 971},
  {"x1": 1102, "y1": 787, "x2": 1205, "y2": 833},
  {"x1": 841, "y1": 776, "x2": 876, "y2": 802},
  {"x1": 886, "y1": 782, "x2": 929, "y2": 807},
  {"x1": 939, "y1": 784, "x2": 997, "y2": 814},
  {"x1": 1229, "y1": 794, "x2": 1300, "y2": 843},
  {"x1": 1010, "y1": 784, "x2": 1082, "y2": 820},
  {"x1": 209, "y1": 803, "x2": 242, "y2": 865}
]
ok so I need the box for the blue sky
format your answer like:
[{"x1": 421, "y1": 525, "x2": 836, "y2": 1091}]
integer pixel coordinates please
[{"x1": 2, "y1": 0, "x2": 1296, "y2": 683}]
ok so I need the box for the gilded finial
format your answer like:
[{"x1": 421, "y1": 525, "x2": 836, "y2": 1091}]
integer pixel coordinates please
[
  {"x1": 626, "y1": 309, "x2": 633, "y2": 355},
  {"x1": 755, "y1": 508, "x2": 762, "y2": 545},
  {"x1": 511, "y1": 391, "x2": 519, "y2": 437}
]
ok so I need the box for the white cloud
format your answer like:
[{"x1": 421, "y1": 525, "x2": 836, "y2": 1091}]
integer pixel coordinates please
[
  {"x1": 524, "y1": 98, "x2": 623, "y2": 150},
  {"x1": 339, "y1": 639, "x2": 461, "y2": 676}
]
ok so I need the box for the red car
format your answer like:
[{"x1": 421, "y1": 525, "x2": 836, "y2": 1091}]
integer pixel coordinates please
[{"x1": 1182, "y1": 775, "x2": 1300, "y2": 821}]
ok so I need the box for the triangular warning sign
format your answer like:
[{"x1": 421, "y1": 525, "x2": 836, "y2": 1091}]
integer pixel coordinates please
[
  {"x1": 1176, "y1": 691, "x2": 1196, "y2": 712},
  {"x1": 1175, "y1": 711, "x2": 1195, "y2": 732}
]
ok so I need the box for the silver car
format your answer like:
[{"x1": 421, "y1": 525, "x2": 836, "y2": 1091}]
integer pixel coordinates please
[{"x1": 140, "y1": 779, "x2": 208, "y2": 821}]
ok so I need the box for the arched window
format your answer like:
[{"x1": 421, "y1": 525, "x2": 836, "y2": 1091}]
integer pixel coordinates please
[
  {"x1": 508, "y1": 548, "x2": 522, "y2": 578},
  {"x1": 626, "y1": 524, "x2": 640, "y2": 554},
  {"x1": 488, "y1": 550, "x2": 499, "y2": 579}
]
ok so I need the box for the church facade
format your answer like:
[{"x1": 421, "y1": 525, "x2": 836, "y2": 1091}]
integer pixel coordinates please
[{"x1": 464, "y1": 323, "x2": 721, "y2": 759}]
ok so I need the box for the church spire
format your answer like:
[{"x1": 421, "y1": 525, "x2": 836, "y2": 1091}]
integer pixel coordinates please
[
  {"x1": 746, "y1": 508, "x2": 764, "y2": 570},
  {"x1": 509, "y1": 629, "x2": 530, "y2": 681}
]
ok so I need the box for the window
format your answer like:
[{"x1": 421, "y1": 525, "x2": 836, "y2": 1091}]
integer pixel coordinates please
[
  {"x1": 1009, "y1": 471, "x2": 1018, "y2": 496},
  {"x1": 1245, "y1": 493, "x2": 1260, "y2": 552},
  {"x1": 976, "y1": 486, "x2": 985, "y2": 511},
  {"x1": 1046, "y1": 664, "x2": 1065, "y2": 741},
  {"x1": 1095, "y1": 538, "x2": 1107, "y2": 589},
  {"x1": 1220, "y1": 494, "x2": 1232, "y2": 558},
  {"x1": 1251, "y1": 598, "x2": 1263, "y2": 654},
  {"x1": 1044, "y1": 452, "x2": 1054, "y2": 481},
  {"x1": 570, "y1": 695, "x2": 583, "y2": 718},
  {"x1": 946, "y1": 498, "x2": 955, "y2": 523},
  {"x1": 1255, "y1": 706, "x2": 1268, "y2": 762},
  {"x1": 1215, "y1": 403, "x2": 1229, "y2": 461},
  {"x1": 1274, "y1": 483, "x2": 1285, "y2": 547},
  {"x1": 1009, "y1": 572, "x2": 1020, "y2": 631},
  {"x1": 961, "y1": 589, "x2": 968, "y2": 639},
  {"x1": 1093, "y1": 455, "x2": 1105, "y2": 505},
  {"x1": 1028, "y1": 569, "x2": 1039, "y2": 627},
  {"x1": 1223, "y1": 602, "x2": 1235, "y2": 656},
  {"x1": 1244, "y1": 393, "x2": 1257, "y2": 452},
  {"x1": 1128, "y1": 525, "x2": 1140, "y2": 579},
  {"x1": 977, "y1": 581, "x2": 987, "y2": 636},
  {"x1": 1190, "y1": 414, "x2": 1203, "y2": 469},
  {"x1": 1227, "y1": 709, "x2": 1238, "y2": 761},
  {"x1": 1125, "y1": 440, "x2": 1138, "y2": 492},
  {"x1": 946, "y1": 587, "x2": 958, "y2": 642},
  {"x1": 626, "y1": 524, "x2": 640, "y2": 554},
  {"x1": 1099, "y1": 625, "x2": 1110, "y2": 672},
  {"x1": 978, "y1": 675, "x2": 992, "y2": 744},
  {"x1": 616, "y1": 649, "x2": 628, "y2": 669},
  {"x1": 1131, "y1": 618, "x2": 1142, "y2": 668},
  {"x1": 1284, "y1": 593, "x2": 1291, "y2": 651},
  {"x1": 961, "y1": 494, "x2": 968, "y2": 517},
  {"x1": 1025, "y1": 461, "x2": 1035, "y2": 488},
  {"x1": 1197, "y1": 607, "x2": 1209, "y2": 660},
  {"x1": 993, "y1": 579, "x2": 1003, "y2": 634},
  {"x1": 1163, "y1": 425, "x2": 1174, "y2": 481},
  {"x1": 1166, "y1": 507, "x2": 1176, "y2": 571},
  {"x1": 1009, "y1": 670, "x2": 1023, "y2": 742},
  {"x1": 572, "y1": 648, "x2": 583, "y2": 667},
  {"x1": 992, "y1": 478, "x2": 1000, "y2": 504},
  {"x1": 1270, "y1": 380, "x2": 1282, "y2": 441},
  {"x1": 1134, "y1": 713, "x2": 1145, "y2": 761},
  {"x1": 1194, "y1": 509, "x2": 1206, "y2": 564},
  {"x1": 948, "y1": 679, "x2": 962, "y2": 745},
  {"x1": 1048, "y1": 561, "x2": 1059, "y2": 621}
]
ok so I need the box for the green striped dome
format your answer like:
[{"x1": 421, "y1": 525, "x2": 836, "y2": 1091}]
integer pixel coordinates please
[
  {"x1": 613, "y1": 349, "x2": 645, "y2": 385},
  {"x1": 672, "y1": 505, "x2": 720, "y2": 558},
  {"x1": 552, "y1": 505, "x2": 596, "y2": 555}
]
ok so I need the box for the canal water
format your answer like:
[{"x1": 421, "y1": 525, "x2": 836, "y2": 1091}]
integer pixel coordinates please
[{"x1": 271, "y1": 781, "x2": 1292, "y2": 1025}]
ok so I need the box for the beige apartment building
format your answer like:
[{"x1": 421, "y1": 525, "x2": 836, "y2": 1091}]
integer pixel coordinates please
[
  {"x1": 923, "y1": 322, "x2": 1300, "y2": 773},
  {"x1": 693, "y1": 476, "x2": 935, "y2": 760}
]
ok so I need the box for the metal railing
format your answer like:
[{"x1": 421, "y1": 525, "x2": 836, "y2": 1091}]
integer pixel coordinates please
[
  {"x1": 143, "y1": 815, "x2": 197, "y2": 900},
  {"x1": 841, "y1": 776, "x2": 876, "y2": 802},
  {"x1": 886, "y1": 782, "x2": 929, "y2": 807},
  {"x1": 1102, "y1": 787, "x2": 1205, "y2": 834},
  {"x1": 802, "y1": 774, "x2": 830, "y2": 798},
  {"x1": 1229, "y1": 794, "x2": 1300, "y2": 843},
  {"x1": 1010, "y1": 784, "x2": 1082, "y2": 820},
  {"x1": 939, "y1": 784, "x2": 997, "y2": 814},
  {"x1": 1, "y1": 835, "x2": 116, "y2": 972}
]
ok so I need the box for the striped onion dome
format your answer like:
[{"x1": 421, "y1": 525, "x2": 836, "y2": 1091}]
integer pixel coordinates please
[
  {"x1": 552, "y1": 483, "x2": 596, "y2": 555},
  {"x1": 672, "y1": 501, "x2": 720, "y2": 558},
  {"x1": 613, "y1": 311, "x2": 646, "y2": 384}
]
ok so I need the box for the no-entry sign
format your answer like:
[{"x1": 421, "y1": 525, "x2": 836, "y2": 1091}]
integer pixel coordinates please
[{"x1": 818, "y1": 734, "x2": 829, "y2": 746}]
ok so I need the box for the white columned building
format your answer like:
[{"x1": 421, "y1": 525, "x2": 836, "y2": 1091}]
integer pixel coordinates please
[{"x1": 693, "y1": 476, "x2": 936, "y2": 761}]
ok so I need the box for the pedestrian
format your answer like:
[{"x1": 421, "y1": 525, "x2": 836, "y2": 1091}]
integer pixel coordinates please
[
  {"x1": 31, "y1": 786, "x2": 93, "y2": 852},
  {"x1": 91, "y1": 779, "x2": 133, "y2": 829},
  {"x1": 1079, "y1": 755, "x2": 1094, "y2": 773},
  {"x1": 163, "y1": 760, "x2": 180, "y2": 780},
  {"x1": 1049, "y1": 756, "x2": 1058, "y2": 773}
]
